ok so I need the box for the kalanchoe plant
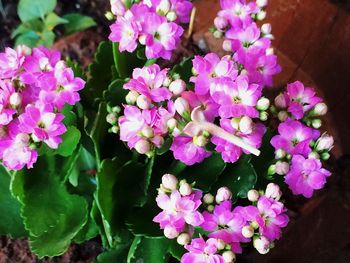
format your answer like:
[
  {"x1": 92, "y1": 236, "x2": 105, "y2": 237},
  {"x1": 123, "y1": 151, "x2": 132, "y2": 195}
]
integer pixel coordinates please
[{"x1": 0, "y1": 0, "x2": 334, "y2": 262}]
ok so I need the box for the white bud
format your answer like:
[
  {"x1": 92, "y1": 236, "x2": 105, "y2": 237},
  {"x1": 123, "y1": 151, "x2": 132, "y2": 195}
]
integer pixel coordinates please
[
  {"x1": 135, "y1": 139, "x2": 150, "y2": 154},
  {"x1": 256, "y1": 0, "x2": 268, "y2": 8},
  {"x1": 215, "y1": 187, "x2": 232, "y2": 203},
  {"x1": 275, "y1": 149, "x2": 287, "y2": 159},
  {"x1": 266, "y1": 48, "x2": 274, "y2": 55},
  {"x1": 265, "y1": 183, "x2": 282, "y2": 200},
  {"x1": 312, "y1": 119, "x2": 322, "y2": 129},
  {"x1": 105, "y1": 11, "x2": 115, "y2": 21},
  {"x1": 177, "y1": 233, "x2": 191, "y2": 245},
  {"x1": 139, "y1": 34, "x2": 147, "y2": 45},
  {"x1": 112, "y1": 106, "x2": 121, "y2": 113},
  {"x1": 16, "y1": 45, "x2": 32, "y2": 56},
  {"x1": 9, "y1": 92, "x2": 22, "y2": 107},
  {"x1": 142, "y1": 126, "x2": 154, "y2": 138},
  {"x1": 275, "y1": 161, "x2": 289, "y2": 176},
  {"x1": 174, "y1": 97, "x2": 190, "y2": 117},
  {"x1": 274, "y1": 93, "x2": 288, "y2": 108},
  {"x1": 256, "y1": 97, "x2": 270, "y2": 111},
  {"x1": 207, "y1": 205, "x2": 214, "y2": 212},
  {"x1": 230, "y1": 118, "x2": 240, "y2": 130},
  {"x1": 222, "y1": 251, "x2": 236, "y2": 263},
  {"x1": 239, "y1": 116, "x2": 254, "y2": 134},
  {"x1": 216, "y1": 239, "x2": 226, "y2": 250},
  {"x1": 214, "y1": 16, "x2": 228, "y2": 31},
  {"x1": 308, "y1": 151, "x2": 320, "y2": 159},
  {"x1": 156, "y1": 0, "x2": 171, "y2": 15},
  {"x1": 152, "y1": 135, "x2": 164, "y2": 147},
  {"x1": 179, "y1": 183, "x2": 192, "y2": 196},
  {"x1": 213, "y1": 30, "x2": 223, "y2": 38},
  {"x1": 163, "y1": 76, "x2": 172, "y2": 87},
  {"x1": 166, "y1": 11, "x2": 177, "y2": 22},
  {"x1": 193, "y1": 135, "x2": 208, "y2": 147},
  {"x1": 136, "y1": 94, "x2": 152, "y2": 109},
  {"x1": 111, "y1": 126, "x2": 119, "y2": 134},
  {"x1": 203, "y1": 193, "x2": 214, "y2": 204},
  {"x1": 253, "y1": 236, "x2": 270, "y2": 254},
  {"x1": 242, "y1": 225, "x2": 255, "y2": 238},
  {"x1": 278, "y1": 111, "x2": 288, "y2": 122},
  {"x1": 247, "y1": 189, "x2": 260, "y2": 202},
  {"x1": 167, "y1": 118, "x2": 177, "y2": 130},
  {"x1": 315, "y1": 134, "x2": 334, "y2": 152},
  {"x1": 106, "y1": 113, "x2": 118, "y2": 125},
  {"x1": 125, "y1": 90, "x2": 139, "y2": 104},
  {"x1": 259, "y1": 111, "x2": 269, "y2": 121},
  {"x1": 162, "y1": 174, "x2": 178, "y2": 191},
  {"x1": 169, "y1": 79, "x2": 186, "y2": 95},
  {"x1": 261, "y1": 23, "x2": 272, "y2": 35},
  {"x1": 313, "y1": 102, "x2": 328, "y2": 116},
  {"x1": 164, "y1": 225, "x2": 179, "y2": 239},
  {"x1": 257, "y1": 10, "x2": 266, "y2": 20},
  {"x1": 223, "y1": 40, "x2": 233, "y2": 52}
]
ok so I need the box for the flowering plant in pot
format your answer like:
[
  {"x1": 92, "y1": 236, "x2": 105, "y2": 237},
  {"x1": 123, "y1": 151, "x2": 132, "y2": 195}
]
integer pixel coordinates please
[{"x1": 0, "y1": 0, "x2": 334, "y2": 262}]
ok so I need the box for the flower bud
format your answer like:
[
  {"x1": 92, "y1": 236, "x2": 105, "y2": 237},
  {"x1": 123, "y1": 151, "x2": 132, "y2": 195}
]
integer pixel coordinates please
[
  {"x1": 162, "y1": 174, "x2": 178, "y2": 191},
  {"x1": 10, "y1": 92, "x2": 22, "y2": 107},
  {"x1": 216, "y1": 239, "x2": 226, "y2": 250},
  {"x1": 274, "y1": 93, "x2": 288, "y2": 108},
  {"x1": 275, "y1": 161, "x2": 289, "y2": 176},
  {"x1": 321, "y1": 152, "x2": 330, "y2": 160},
  {"x1": 137, "y1": 94, "x2": 152, "y2": 109},
  {"x1": 156, "y1": 0, "x2": 171, "y2": 15},
  {"x1": 239, "y1": 116, "x2": 254, "y2": 134},
  {"x1": 266, "y1": 48, "x2": 274, "y2": 55},
  {"x1": 311, "y1": 119, "x2": 322, "y2": 129},
  {"x1": 223, "y1": 40, "x2": 233, "y2": 52},
  {"x1": 213, "y1": 30, "x2": 223, "y2": 38},
  {"x1": 275, "y1": 149, "x2": 286, "y2": 159},
  {"x1": 214, "y1": 16, "x2": 228, "y2": 31},
  {"x1": 265, "y1": 183, "x2": 282, "y2": 200},
  {"x1": 256, "y1": 0, "x2": 268, "y2": 8},
  {"x1": 105, "y1": 11, "x2": 115, "y2": 21},
  {"x1": 231, "y1": 118, "x2": 240, "y2": 130},
  {"x1": 203, "y1": 193, "x2": 214, "y2": 204},
  {"x1": 278, "y1": 111, "x2": 288, "y2": 122},
  {"x1": 257, "y1": 97, "x2": 270, "y2": 111},
  {"x1": 135, "y1": 139, "x2": 150, "y2": 154},
  {"x1": 267, "y1": 164, "x2": 276, "y2": 175},
  {"x1": 253, "y1": 236, "x2": 270, "y2": 254},
  {"x1": 142, "y1": 126, "x2": 154, "y2": 138},
  {"x1": 193, "y1": 135, "x2": 208, "y2": 147},
  {"x1": 106, "y1": 113, "x2": 118, "y2": 125},
  {"x1": 259, "y1": 111, "x2": 268, "y2": 121},
  {"x1": 207, "y1": 205, "x2": 214, "y2": 212},
  {"x1": 247, "y1": 189, "x2": 260, "y2": 202},
  {"x1": 308, "y1": 151, "x2": 320, "y2": 159},
  {"x1": 315, "y1": 134, "x2": 334, "y2": 152},
  {"x1": 110, "y1": 126, "x2": 119, "y2": 134},
  {"x1": 222, "y1": 251, "x2": 236, "y2": 263},
  {"x1": 179, "y1": 182, "x2": 192, "y2": 196},
  {"x1": 169, "y1": 79, "x2": 186, "y2": 95},
  {"x1": 177, "y1": 233, "x2": 191, "y2": 246},
  {"x1": 167, "y1": 118, "x2": 177, "y2": 130},
  {"x1": 261, "y1": 23, "x2": 272, "y2": 35},
  {"x1": 139, "y1": 34, "x2": 146, "y2": 45},
  {"x1": 17, "y1": 45, "x2": 32, "y2": 56},
  {"x1": 174, "y1": 97, "x2": 190, "y2": 117},
  {"x1": 125, "y1": 90, "x2": 139, "y2": 104},
  {"x1": 257, "y1": 10, "x2": 266, "y2": 20},
  {"x1": 242, "y1": 225, "x2": 255, "y2": 238},
  {"x1": 164, "y1": 225, "x2": 179, "y2": 239},
  {"x1": 216, "y1": 187, "x2": 232, "y2": 203},
  {"x1": 313, "y1": 102, "x2": 327, "y2": 116},
  {"x1": 166, "y1": 11, "x2": 177, "y2": 22}
]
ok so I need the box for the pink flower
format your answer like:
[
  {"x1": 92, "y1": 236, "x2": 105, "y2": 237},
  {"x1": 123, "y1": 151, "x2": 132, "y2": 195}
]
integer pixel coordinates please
[
  {"x1": 18, "y1": 105, "x2": 67, "y2": 149},
  {"x1": 153, "y1": 190, "x2": 204, "y2": 234},
  {"x1": 0, "y1": 47, "x2": 26, "y2": 79},
  {"x1": 110, "y1": 0, "x2": 127, "y2": 16},
  {"x1": 109, "y1": 10, "x2": 139, "y2": 52},
  {"x1": 22, "y1": 46, "x2": 61, "y2": 73},
  {"x1": 210, "y1": 75, "x2": 262, "y2": 118},
  {"x1": 182, "y1": 238, "x2": 225, "y2": 263},
  {"x1": 145, "y1": 0, "x2": 193, "y2": 23},
  {"x1": 170, "y1": 136, "x2": 211, "y2": 165},
  {"x1": 124, "y1": 64, "x2": 172, "y2": 102},
  {"x1": 0, "y1": 81, "x2": 17, "y2": 125},
  {"x1": 270, "y1": 120, "x2": 320, "y2": 157},
  {"x1": 285, "y1": 155, "x2": 331, "y2": 198}
]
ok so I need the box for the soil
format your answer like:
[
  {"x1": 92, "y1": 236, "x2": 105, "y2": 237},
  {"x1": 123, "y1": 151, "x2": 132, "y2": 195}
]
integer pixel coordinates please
[{"x1": 1, "y1": 0, "x2": 350, "y2": 262}]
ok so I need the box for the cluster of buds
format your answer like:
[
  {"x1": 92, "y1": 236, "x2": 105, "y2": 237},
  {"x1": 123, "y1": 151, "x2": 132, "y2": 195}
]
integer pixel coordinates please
[{"x1": 108, "y1": 0, "x2": 192, "y2": 59}]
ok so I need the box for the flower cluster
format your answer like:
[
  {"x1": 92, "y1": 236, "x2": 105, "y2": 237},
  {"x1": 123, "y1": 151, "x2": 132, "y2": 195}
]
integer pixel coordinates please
[
  {"x1": 213, "y1": 0, "x2": 280, "y2": 87},
  {"x1": 109, "y1": 0, "x2": 192, "y2": 59},
  {"x1": 0, "y1": 46, "x2": 85, "y2": 170},
  {"x1": 270, "y1": 81, "x2": 333, "y2": 198},
  {"x1": 117, "y1": 54, "x2": 272, "y2": 165},
  {"x1": 153, "y1": 175, "x2": 289, "y2": 261}
]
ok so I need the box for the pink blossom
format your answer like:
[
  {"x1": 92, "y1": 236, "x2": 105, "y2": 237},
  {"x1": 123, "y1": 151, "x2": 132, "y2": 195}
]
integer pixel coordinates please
[
  {"x1": 0, "y1": 47, "x2": 26, "y2": 79},
  {"x1": 270, "y1": 120, "x2": 320, "y2": 157},
  {"x1": 0, "y1": 81, "x2": 17, "y2": 125},
  {"x1": 110, "y1": 0, "x2": 127, "y2": 16},
  {"x1": 182, "y1": 238, "x2": 225, "y2": 263},
  {"x1": 285, "y1": 155, "x2": 331, "y2": 198}
]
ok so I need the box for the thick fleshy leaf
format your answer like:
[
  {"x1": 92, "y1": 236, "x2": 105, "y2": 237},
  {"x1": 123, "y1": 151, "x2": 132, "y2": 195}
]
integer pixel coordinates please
[
  {"x1": 127, "y1": 237, "x2": 170, "y2": 263},
  {"x1": 56, "y1": 126, "x2": 81, "y2": 157},
  {"x1": 44, "y1": 13, "x2": 68, "y2": 30},
  {"x1": 18, "y1": 0, "x2": 56, "y2": 22},
  {"x1": 62, "y1": 13, "x2": 96, "y2": 35}
]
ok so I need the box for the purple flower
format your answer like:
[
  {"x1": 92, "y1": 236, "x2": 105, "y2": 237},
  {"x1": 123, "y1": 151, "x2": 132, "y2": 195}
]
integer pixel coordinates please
[
  {"x1": 124, "y1": 64, "x2": 172, "y2": 102},
  {"x1": 0, "y1": 81, "x2": 17, "y2": 125},
  {"x1": 285, "y1": 155, "x2": 331, "y2": 198},
  {"x1": 110, "y1": 0, "x2": 127, "y2": 16},
  {"x1": 270, "y1": 120, "x2": 320, "y2": 157},
  {"x1": 18, "y1": 105, "x2": 67, "y2": 149},
  {"x1": 0, "y1": 47, "x2": 27, "y2": 79},
  {"x1": 181, "y1": 238, "x2": 225, "y2": 263},
  {"x1": 170, "y1": 136, "x2": 211, "y2": 165},
  {"x1": 210, "y1": 75, "x2": 262, "y2": 118}
]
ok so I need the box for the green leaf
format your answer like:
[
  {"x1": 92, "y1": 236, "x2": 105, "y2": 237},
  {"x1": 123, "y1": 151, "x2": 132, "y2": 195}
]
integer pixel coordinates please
[
  {"x1": 63, "y1": 13, "x2": 96, "y2": 35},
  {"x1": 73, "y1": 212, "x2": 99, "y2": 244},
  {"x1": 0, "y1": 166, "x2": 26, "y2": 238},
  {"x1": 18, "y1": 0, "x2": 57, "y2": 22},
  {"x1": 37, "y1": 30, "x2": 55, "y2": 47},
  {"x1": 178, "y1": 153, "x2": 226, "y2": 192},
  {"x1": 171, "y1": 57, "x2": 193, "y2": 82},
  {"x1": 14, "y1": 31, "x2": 40, "y2": 48},
  {"x1": 44, "y1": 12, "x2": 68, "y2": 30},
  {"x1": 215, "y1": 155, "x2": 257, "y2": 199},
  {"x1": 127, "y1": 237, "x2": 170, "y2": 263},
  {"x1": 12, "y1": 19, "x2": 43, "y2": 39},
  {"x1": 56, "y1": 126, "x2": 81, "y2": 157},
  {"x1": 96, "y1": 246, "x2": 129, "y2": 263},
  {"x1": 169, "y1": 240, "x2": 186, "y2": 260},
  {"x1": 16, "y1": 159, "x2": 88, "y2": 257},
  {"x1": 103, "y1": 79, "x2": 127, "y2": 107}
]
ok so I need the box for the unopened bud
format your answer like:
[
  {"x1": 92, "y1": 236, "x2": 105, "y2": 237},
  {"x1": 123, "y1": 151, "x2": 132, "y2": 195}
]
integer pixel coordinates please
[
  {"x1": 217, "y1": 239, "x2": 226, "y2": 250},
  {"x1": 207, "y1": 205, "x2": 214, "y2": 212},
  {"x1": 193, "y1": 135, "x2": 208, "y2": 147},
  {"x1": 239, "y1": 116, "x2": 254, "y2": 134},
  {"x1": 308, "y1": 151, "x2": 320, "y2": 159},
  {"x1": 164, "y1": 225, "x2": 179, "y2": 239},
  {"x1": 174, "y1": 97, "x2": 190, "y2": 117},
  {"x1": 105, "y1": 11, "x2": 115, "y2": 21},
  {"x1": 179, "y1": 183, "x2": 192, "y2": 196},
  {"x1": 242, "y1": 225, "x2": 255, "y2": 238},
  {"x1": 166, "y1": 11, "x2": 177, "y2": 22},
  {"x1": 313, "y1": 102, "x2": 328, "y2": 116},
  {"x1": 247, "y1": 189, "x2": 260, "y2": 202},
  {"x1": 268, "y1": 164, "x2": 276, "y2": 175},
  {"x1": 259, "y1": 111, "x2": 269, "y2": 121},
  {"x1": 162, "y1": 174, "x2": 178, "y2": 190},
  {"x1": 136, "y1": 94, "x2": 152, "y2": 109},
  {"x1": 216, "y1": 187, "x2": 232, "y2": 203},
  {"x1": 213, "y1": 30, "x2": 223, "y2": 38},
  {"x1": 169, "y1": 79, "x2": 186, "y2": 95},
  {"x1": 275, "y1": 161, "x2": 289, "y2": 176},
  {"x1": 315, "y1": 134, "x2": 334, "y2": 152},
  {"x1": 274, "y1": 93, "x2": 288, "y2": 108},
  {"x1": 265, "y1": 183, "x2": 282, "y2": 200},
  {"x1": 222, "y1": 251, "x2": 236, "y2": 263},
  {"x1": 231, "y1": 118, "x2": 240, "y2": 130},
  {"x1": 321, "y1": 152, "x2": 330, "y2": 160},
  {"x1": 214, "y1": 16, "x2": 228, "y2": 31},
  {"x1": 256, "y1": 0, "x2": 268, "y2": 8},
  {"x1": 177, "y1": 233, "x2": 190, "y2": 245},
  {"x1": 163, "y1": 76, "x2": 172, "y2": 87},
  {"x1": 278, "y1": 111, "x2": 288, "y2": 122},
  {"x1": 142, "y1": 126, "x2": 154, "y2": 138},
  {"x1": 111, "y1": 126, "x2": 119, "y2": 134},
  {"x1": 261, "y1": 23, "x2": 272, "y2": 35},
  {"x1": 106, "y1": 113, "x2": 118, "y2": 125},
  {"x1": 139, "y1": 34, "x2": 146, "y2": 45},
  {"x1": 135, "y1": 139, "x2": 150, "y2": 154},
  {"x1": 10, "y1": 92, "x2": 22, "y2": 107},
  {"x1": 167, "y1": 118, "x2": 177, "y2": 130},
  {"x1": 275, "y1": 149, "x2": 286, "y2": 159},
  {"x1": 257, "y1": 97, "x2": 270, "y2": 111},
  {"x1": 125, "y1": 90, "x2": 139, "y2": 104},
  {"x1": 253, "y1": 236, "x2": 270, "y2": 254},
  {"x1": 257, "y1": 11, "x2": 266, "y2": 20},
  {"x1": 156, "y1": 0, "x2": 171, "y2": 15},
  {"x1": 203, "y1": 193, "x2": 214, "y2": 204},
  {"x1": 311, "y1": 119, "x2": 322, "y2": 129},
  {"x1": 223, "y1": 40, "x2": 233, "y2": 52}
]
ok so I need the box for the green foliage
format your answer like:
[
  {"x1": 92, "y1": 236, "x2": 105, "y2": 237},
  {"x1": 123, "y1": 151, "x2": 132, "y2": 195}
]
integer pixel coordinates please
[
  {"x1": 127, "y1": 237, "x2": 170, "y2": 263},
  {"x1": 18, "y1": 0, "x2": 57, "y2": 22},
  {"x1": 56, "y1": 126, "x2": 81, "y2": 157},
  {"x1": 62, "y1": 13, "x2": 97, "y2": 35}
]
